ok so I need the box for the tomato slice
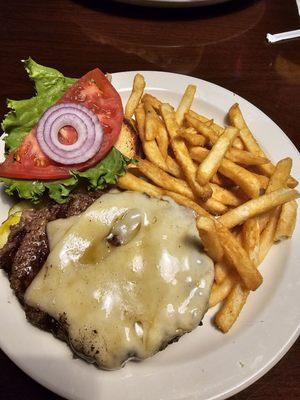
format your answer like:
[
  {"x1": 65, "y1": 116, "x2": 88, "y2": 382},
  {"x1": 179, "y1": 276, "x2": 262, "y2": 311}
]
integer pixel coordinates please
[{"x1": 0, "y1": 69, "x2": 123, "y2": 180}]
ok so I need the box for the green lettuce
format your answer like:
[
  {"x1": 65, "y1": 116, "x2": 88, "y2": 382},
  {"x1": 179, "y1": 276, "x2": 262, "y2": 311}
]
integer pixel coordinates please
[{"x1": 0, "y1": 59, "x2": 132, "y2": 204}]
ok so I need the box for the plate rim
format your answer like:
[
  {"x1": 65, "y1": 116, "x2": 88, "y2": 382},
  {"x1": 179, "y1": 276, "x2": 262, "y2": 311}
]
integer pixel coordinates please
[{"x1": 0, "y1": 70, "x2": 299, "y2": 400}]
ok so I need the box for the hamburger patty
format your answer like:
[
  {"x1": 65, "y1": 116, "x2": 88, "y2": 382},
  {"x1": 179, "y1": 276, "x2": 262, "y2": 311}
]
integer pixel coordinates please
[{"x1": 0, "y1": 192, "x2": 102, "y2": 338}]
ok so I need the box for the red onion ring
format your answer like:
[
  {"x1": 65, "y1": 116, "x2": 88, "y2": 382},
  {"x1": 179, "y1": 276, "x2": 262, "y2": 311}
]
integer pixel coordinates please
[{"x1": 36, "y1": 103, "x2": 103, "y2": 165}]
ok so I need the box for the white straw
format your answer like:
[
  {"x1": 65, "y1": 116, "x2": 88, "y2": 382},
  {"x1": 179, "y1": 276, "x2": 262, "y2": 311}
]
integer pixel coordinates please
[{"x1": 266, "y1": 29, "x2": 300, "y2": 43}]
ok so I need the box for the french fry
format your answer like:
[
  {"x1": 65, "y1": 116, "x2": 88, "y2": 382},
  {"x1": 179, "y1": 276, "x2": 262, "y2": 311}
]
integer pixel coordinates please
[
  {"x1": 215, "y1": 282, "x2": 249, "y2": 333},
  {"x1": 197, "y1": 217, "x2": 224, "y2": 262},
  {"x1": 188, "y1": 110, "x2": 244, "y2": 149},
  {"x1": 176, "y1": 85, "x2": 196, "y2": 126},
  {"x1": 118, "y1": 172, "x2": 163, "y2": 197},
  {"x1": 226, "y1": 148, "x2": 269, "y2": 165},
  {"x1": 134, "y1": 103, "x2": 146, "y2": 140},
  {"x1": 229, "y1": 104, "x2": 298, "y2": 188},
  {"x1": 163, "y1": 190, "x2": 210, "y2": 217},
  {"x1": 242, "y1": 218, "x2": 260, "y2": 266},
  {"x1": 156, "y1": 122, "x2": 169, "y2": 160},
  {"x1": 136, "y1": 158, "x2": 194, "y2": 199},
  {"x1": 252, "y1": 172, "x2": 269, "y2": 191},
  {"x1": 141, "y1": 93, "x2": 162, "y2": 111},
  {"x1": 209, "y1": 278, "x2": 234, "y2": 308},
  {"x1": 219, "y1": 188, "x2": 299, "y2": 229},
  {"x1": 144, "y1": 101, "x2": 159, "y2": 141},
  {"x1": 125, "y1": 73, "x2": 146, "y2": 119},
  {"x1": 214, "y1": 262, "x2": 231, "y2": 284},
  {"x1": 179, "y1": 127, "x2": 206, "y2": 146},
  {"x1": 165, "y1": 156, "x2": 182, "y2": 178},
  {"x1": 196, "y1": 127, "x2": 239, "y2": 185},
  {"x1": 161, "y1": 104, "x2": 212, "y2": 201},
  {"x1": 258, "y1": 207, "x2": 281, "y2": 264},
  {"x1": 210, "y1": 183, "x2": 242, "y2": 207},
  {"x1": 185, "y1": 113, "x2": 219, "y2": 145},
  {"x1": 218, "y1": 159, "x2": 261, "y2": 199},
  {"x1": 215, "y1": 222, "x2": 263, "y2": 291},
  {"x1": 274, "y1": 200, "x2": 298, "y2": 241},
  {"x1": 201, "y1": 198, "x2": 228, "y2": 215}
]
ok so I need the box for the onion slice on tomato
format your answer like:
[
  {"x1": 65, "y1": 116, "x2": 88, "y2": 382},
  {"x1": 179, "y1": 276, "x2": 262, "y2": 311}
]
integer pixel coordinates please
[{"x1": 36, "y1": 103, "x2": 103, "y2": 165}]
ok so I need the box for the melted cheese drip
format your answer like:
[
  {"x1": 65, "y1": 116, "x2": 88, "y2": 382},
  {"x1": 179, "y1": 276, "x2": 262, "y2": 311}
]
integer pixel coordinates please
[{"x1": 25, "y1": 191, "x2": 214, "y2": 370}]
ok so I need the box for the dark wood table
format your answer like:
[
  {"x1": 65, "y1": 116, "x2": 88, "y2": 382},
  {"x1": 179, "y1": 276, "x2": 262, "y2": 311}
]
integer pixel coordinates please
[{"x1": 0, "y1": 0, "x2": 299, "y2": 399}]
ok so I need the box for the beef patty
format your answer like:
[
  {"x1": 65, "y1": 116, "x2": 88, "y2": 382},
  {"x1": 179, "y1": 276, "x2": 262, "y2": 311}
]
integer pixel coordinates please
[{"x1": 0, "y1": 192, "x2": 102, "y2": 340}]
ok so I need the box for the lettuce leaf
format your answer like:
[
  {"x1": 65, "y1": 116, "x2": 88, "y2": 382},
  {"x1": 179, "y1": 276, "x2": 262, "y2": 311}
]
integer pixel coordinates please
[
  {"x1": 0, "y1": 148, "x2": 131, "y2": 204},
  {"x1": 1, "y1": 58, "x2": 76, "y2": 152},
  {"x1": 0, "y1": 59, "x2": 132, "y2": 204}
]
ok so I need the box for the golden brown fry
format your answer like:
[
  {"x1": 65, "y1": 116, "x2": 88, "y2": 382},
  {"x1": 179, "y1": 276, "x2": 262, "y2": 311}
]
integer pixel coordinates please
[
  {"x1": 197, "y1": 217, "x2": 224, "y2": 262},
  {"x1": 201, "y1": 198, "x2": 228, "y2": 216},
  {"x1": 141, "y1": 93, "x2": 162, "y2": 111},
  {"x1": 196, "y1": 127, "x2": 239, "y2": 185},
  {"x1": 161, "y1": 104, "x2": 212, "y2": 200},
  {"x1": 210, "y1": 183, "x2": 242, "y2": 207},
  {"x1": 125, "y1": 73, "x2": 145, "y2": 119},
  {"x1": 242, "y1": 218, "x2": 260, "y2": 266},
  {"x1": 252, "y1": 173, "x2": 269, "y2": 191},
  {"x1": 134, "y1": 103, "x2": 146, "y2": 141},
  {"x1": 265, "y1": 157, "x2": 292, "y2": 194},
  {"x1": 162, "y1": 190, "x2": 210, "y2": 217},
  {"x1": 219, "y1": 188, "x2": 299, "y2": 229},
  {"x1": 118, "y1": 172, "x2": 163, "y2": 198},
  {"x1": 226, "y1": 148, "x2": 269, "y2": 165},
  {"x1": 215, "y1": 222, "x2": 263, "y2": 291},
  {"x1": 258, "y1": 207, "x2": 281, "y2": 264},
  {"x1": 219, "y1": 159, "x2": 261, "y2": 199},
  {"x1": 209, "y1": 278, "x2": 234, "y2": 308},
  {"x1": 274, "y1": 200, "x2": 298, "y2": 241},
  {"x1": 185, "y1": 113, "x2": 219, "y2": 146},
  {"x1": 179, "y1": 127, "x2": 206, "y2": 146},
  {"x1": 188, "y1": 110, "x2": 244, "y2": 149},
  {"x1": 144, "y1": 102, "x2": 159, "y2": 141},
  {"x1": 156, "y1": 122, "x2": 169, "y2": 160},
  {"x1": 165, "y1": 156, "x2": 182, "y2": 178},
  {"x1": 136, "y1": 158, "x2": 194, "y2": 199},
  {"x1": 215, "y1": 283, "x2": 249, "y2": 333},
  {"x1": 176, "y1": 85, "x2": 196, "y2": 126},
  {"x1": 189, "y1": 146, "x2": 209, "y2": 162},
  {"x1": 214, "y1": 262, "x2": 231, "y2": 284},
  {"x1": 229, "y1": 104, "x2": 298, "y2": 188}
]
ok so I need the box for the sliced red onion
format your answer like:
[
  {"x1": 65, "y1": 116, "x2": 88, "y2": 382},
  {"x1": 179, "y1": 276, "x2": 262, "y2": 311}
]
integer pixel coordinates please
[{"x1": 36, "y1": 103, "x2": 103, "y2": 165}]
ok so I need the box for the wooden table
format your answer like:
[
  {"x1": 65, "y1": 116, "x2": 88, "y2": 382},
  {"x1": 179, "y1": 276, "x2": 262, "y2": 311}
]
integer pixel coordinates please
[{"x1": 0, "y1": 0, "x2": 299, "y2": 399}]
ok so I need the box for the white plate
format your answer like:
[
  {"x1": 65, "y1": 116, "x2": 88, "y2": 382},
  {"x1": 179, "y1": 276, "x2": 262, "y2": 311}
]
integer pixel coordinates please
[
  {"x1": 113, "y1": 0, "x2": 232, "y2": 7},
  {"x1": 0, "y1": 71, "x2": 299, "y2": 400}
]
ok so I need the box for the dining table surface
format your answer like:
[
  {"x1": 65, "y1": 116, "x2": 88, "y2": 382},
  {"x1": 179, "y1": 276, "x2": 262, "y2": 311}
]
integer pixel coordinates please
[{"x1": 0, "y1": 0, "x2": 299, "y2": 399}]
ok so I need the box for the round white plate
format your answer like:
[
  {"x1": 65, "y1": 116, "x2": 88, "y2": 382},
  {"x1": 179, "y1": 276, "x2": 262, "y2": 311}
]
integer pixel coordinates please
[
  {"x1": 0, "y1": 71, "x2": 299, "y2": 400},
  {"x1": 113, "y1": 0, "x2": 232, "y2": 7}
]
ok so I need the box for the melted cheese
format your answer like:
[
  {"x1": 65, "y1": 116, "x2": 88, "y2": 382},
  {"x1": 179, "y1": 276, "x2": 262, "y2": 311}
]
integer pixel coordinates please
[{"x1": 25, "y1": 191, "x2": 214, "y2": 370}]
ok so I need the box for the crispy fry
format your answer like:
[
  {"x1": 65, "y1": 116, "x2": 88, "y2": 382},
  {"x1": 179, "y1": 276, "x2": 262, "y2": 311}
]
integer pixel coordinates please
[
  {"x1": 197, "y1": 217, "x2": 224, "y2": 262},
  {"x1": 226, "y1": 148, "x2": 269, "y2": 165},
  {"x1": 258, "y1": 207, "x2": 281, "y2": 264},
  {"x1": 215, "y1": 282, "x2": 249, "y2": 333},
  {"x1": 156, "y1": 122, "x2": 169, "y2": 160},
  {"x1": 125, "y1": 73, "x2": 145, "y2": 119},
  {"x1": 165, "y1": 156, "x2": 182, "y2": 178},
  {"x1": 229, "y1": 104, "x2": 298, "y2": 188},
  {"x1": 141, "y1": 93, "x2": 162, "y2": 111},
  {"x1": 215, "y1": 222, "x2": 263, "y2": 291},
  {"x1": 265, "y1": 157, "x2": 292, "y2": 194},
  {"x1": 252, "y1": 172, "x2": 269, "y2": 191},
  {"x1": 219, "y1": 159, "x2": 261, "y2": 199},
  {"x1": 274, "y1": 200, "x2": 298, "y2": 241},
  {"x1": 134, "y1": 103, "x2": 146, "y2": 140},
  {"x1": 196, "y1": 127, "x2": 239, "y2": 185},
  {"x1": 214, "y1": 262, "x2": 231, "y2": 284},
  {"x1": 185, "y1": 113, "x2": 219, "y2": 146},
  {"x1": 210, "y1": 183, "x2": 242, "y2": 207},
  {"x1": 163, "y1": 190, "x2": 210, "y2": 217},
  {"x1": 136, "y1": 158, "x2": 194, "y2": 199},
  {"x1": 179, "y1": 127, "x2": 206, "y2": 146},
  {"x1": 242, "y1": 218, "x2": 260, "y2": 266},
  {"x1": 161, "y1": 104, "x2": 212, "y2": 200},
  {"x1": 219, "y1": 188, "x2": 299, "y2": 229},
  {"x1": 144, "y1": 101, "x2": 159, "y2": 141},
  {"x1": 118, "y1": 172, "x2": 163, "y2": 197},
  {"x1": 201, "y1": 198, "x2": 228, "y2": 215},
  {"x1": 188, "y1": 110, "x2": 244, "y2": 149},
  {"x1": 176, "y1": 85, "x2": 196, "y2": 126},
  {"x1": 209, "y1": 278, "x2": 234, "y2": 308}
]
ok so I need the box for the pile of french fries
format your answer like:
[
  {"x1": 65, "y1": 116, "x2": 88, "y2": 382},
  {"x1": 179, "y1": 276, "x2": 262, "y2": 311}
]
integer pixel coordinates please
[{"x1": 119, "y1": 74, "x2": 299, "y2": 332}]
